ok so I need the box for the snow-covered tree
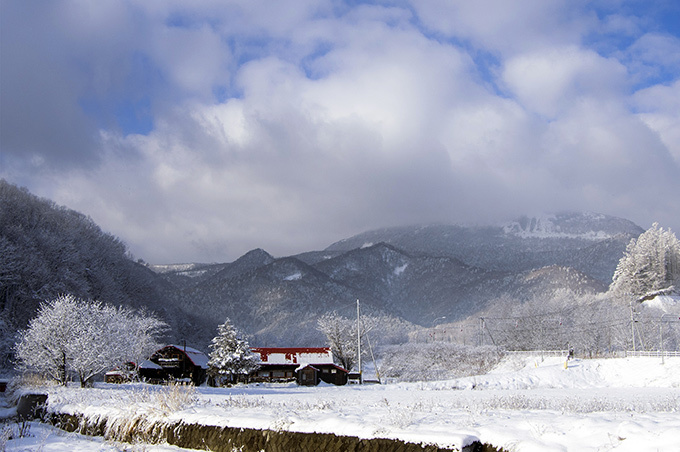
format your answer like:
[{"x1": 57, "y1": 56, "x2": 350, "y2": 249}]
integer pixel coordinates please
[
  {"x1": 316, "y1": 311, "x2": 378, "y2": 371},
  {"x1": 207, "y1": 319, "x2": 258, "y2": 384},
  {"x1": 14, "y1": 294, "x2": 167, "y2": 386},
  {"x1": 610, "y1": 223, "x2": 680, "y2": 299},
  {"x1": 125, "y1": 307, "x2": 168, "y2": 374},
  {"x1": 15, "y1": 295, "x2": 79, "y2": 384}
]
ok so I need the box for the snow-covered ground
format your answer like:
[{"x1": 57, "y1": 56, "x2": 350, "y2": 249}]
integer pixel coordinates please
[{"x1": 4, "y1": 355, "x2": 680, "y2": 451}]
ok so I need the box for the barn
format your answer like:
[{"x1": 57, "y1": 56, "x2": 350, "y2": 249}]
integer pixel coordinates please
[
  {"x1": 139, "y1": 344, "x2": 209, "y2": 385},
  {"x1": 250, "y1": 347, "x2": 349, "y2": 386}
]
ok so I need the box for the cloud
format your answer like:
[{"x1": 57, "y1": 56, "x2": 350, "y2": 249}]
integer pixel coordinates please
[
  {"x1": 0, "y1": 2, "x2": 101, "y2": 167},
  {"x1": 501, "y1": 46, "x2": 628, "y2": 118},
  {"x1": 633, "y1": 80, "x2": 680, "y2": 164},
  {"x1": 1, "y1": 0, "x2": 679, "y2": 262},
  {"x1": 412, "y1": 0, "x2": 595, "y2": 55}
]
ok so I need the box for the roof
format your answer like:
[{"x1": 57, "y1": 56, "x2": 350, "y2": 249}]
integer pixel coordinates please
[
  {"x1": 162, "y1": 345, "x2": 210, "y2": 369},
  {"x1": 251, "y1": 347, "x2": 333, "y2": 365},
  {"x1": 139, "y1": 359, "x2": 162, "y2": 369},
  {"x1": 642, "y1": 294, "x2": 680, "y2": 314}
]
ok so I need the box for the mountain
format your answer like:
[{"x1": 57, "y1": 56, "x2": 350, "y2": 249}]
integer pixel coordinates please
[
  {"x1": 178, "y1": 256, "x2": 367, "y2": 347},
  {"x1": 0, "y1": 180, "x2": 197, "y2": 340},
  {"x1": 325, "y1": 212, "x2": 642, "y2": 284},
  {"x1": 1, "y1": 180, "x2": 642, "y2": 353}
]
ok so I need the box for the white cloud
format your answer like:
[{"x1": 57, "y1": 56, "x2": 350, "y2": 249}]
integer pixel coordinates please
[
  {"x1": 2, "y1": 0, "x2": 680, "y2": 263},
  {"x1": 411, "y1": 0, "x2": 594, "y2": 55},
  {"x1": 633, "y1": 80, "x2": 680, "y2": 164},
  {"x1": 502, "y1": 46, "x2": 628, "y2": 118}
]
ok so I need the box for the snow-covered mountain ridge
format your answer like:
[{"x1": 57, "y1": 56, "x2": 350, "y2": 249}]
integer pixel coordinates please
[
  {"x1": 502, "y1": 212, "x2": 641, "y2": 239},
  {"x1": 145, "y1": 212, "x2": 638, "y2": 347}
]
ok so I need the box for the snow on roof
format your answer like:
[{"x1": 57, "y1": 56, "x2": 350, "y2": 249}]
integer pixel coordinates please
[
  {"x1": 642, "y1": 294, "x2": 680, "y2": 314},
  {"x1": 139, "y1": 359, "x2": 162, "y2": 369},
  {"x1": 166, "y1": 345, "x2": 210, "y2": 369},
  {"x1": 251, "y1": 347, "x2": 333, "y2": 365}
]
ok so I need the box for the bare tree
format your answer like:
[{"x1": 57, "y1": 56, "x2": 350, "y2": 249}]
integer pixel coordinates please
[{"x1": 317, "y1": 311, "x2": 377, "y2": 371}]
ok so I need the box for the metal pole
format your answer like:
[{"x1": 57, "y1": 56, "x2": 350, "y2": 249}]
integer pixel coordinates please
[
  {"x1": 660, "y1": 321, "x2": 664, "y2": 364},
  {"x1": 357, "y1": 299, "x2": 362, "y2": 384}
]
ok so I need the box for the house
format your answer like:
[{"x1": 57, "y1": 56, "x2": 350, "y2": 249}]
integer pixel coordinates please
[
  {"x1": 250, "y1": 347, "x2": 349, "y2": 386},
  {"x1": 138, "y1": 344, "x2": 209, "y2": 385}
]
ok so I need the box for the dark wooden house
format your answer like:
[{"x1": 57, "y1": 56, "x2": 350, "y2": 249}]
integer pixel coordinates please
[
  {"x1": 250, "y1": 347, "x2": 349, "y2": 386},
  {"x1": 139, "y1": 344, "x2": 209, "y2": 385}
]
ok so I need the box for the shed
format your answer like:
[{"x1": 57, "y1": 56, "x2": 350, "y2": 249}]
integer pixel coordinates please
[{"x1": 296, "y1": 364, "x2": 319, "y2": 386}]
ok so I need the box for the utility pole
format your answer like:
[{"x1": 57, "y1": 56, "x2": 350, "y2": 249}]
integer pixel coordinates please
[
  {"x1": 629, "y1": 302, "x2": 636, "y2": 352},
  {"x1": 357, "y1": 299, "x2": 362, "y2": 384},
  {"x1": 479, "y1": 317, "x2": 484, "y2": 347}
]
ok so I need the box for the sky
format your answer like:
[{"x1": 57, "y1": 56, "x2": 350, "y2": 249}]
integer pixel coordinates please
[{"x1": 1, "y1": 0, "x2": 679, "y2": 264}]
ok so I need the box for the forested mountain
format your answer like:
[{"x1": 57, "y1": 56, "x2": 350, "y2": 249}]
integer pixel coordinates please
[
  {"x1": 325, "y1": 213, "x2": 642, "y2": 284},
  {"x1": 0, "y1": 180, "x2": 198, "y2": 344},
  {"x1": 1, "y1": 180, "x2": 642, "y2": 354}
]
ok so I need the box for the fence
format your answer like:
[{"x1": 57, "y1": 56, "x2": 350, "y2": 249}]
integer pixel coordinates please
[
  {"x1": 506, "y1": 350, "x2": 569, "y2": 357},
  {"x1": 623, "y1": 350, "x2": 680, "y2": 358}
]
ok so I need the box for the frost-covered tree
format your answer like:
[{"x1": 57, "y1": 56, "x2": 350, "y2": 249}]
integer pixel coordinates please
[
  {"x1": 207, "y1": 319, "x2": 258, "y2": 384},
  {"x1": 15, "y1": 295, "x2": 79, "y2": 384},
  {"x1": 15, "y1": 294, "x2": 167, "y2": 386},
  {"x1": 610, "y1": 223, "x2": 680, "y2": 299},
  {"x1": 316, "y1": 311, "x2": 378, "y2": 371},
  {"x1": 125, "y1": 307, "x2": 169, "y2": 374}
]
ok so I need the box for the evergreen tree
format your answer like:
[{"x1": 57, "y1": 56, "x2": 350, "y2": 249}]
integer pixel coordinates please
[
  {"x1": 207, "y1": 319, "x2": 258, "y2": 384},
  {"x1": 610, "y1": 223, "x2": 680, "y2": 299}
]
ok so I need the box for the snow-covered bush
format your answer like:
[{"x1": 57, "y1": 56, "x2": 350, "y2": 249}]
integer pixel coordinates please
[
  {"x1": 14, "y1": 294, "x2": 167, "y2": 386},
  {"x1": 380, "y1": 343, "x2": 502, "y2": 382},
  {"x1": 152, "y1": 381, "x2": 198, "y2": 415}
]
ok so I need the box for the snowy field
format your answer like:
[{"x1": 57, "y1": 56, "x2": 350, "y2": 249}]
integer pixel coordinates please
[{"x1": 4, "y1": 355, "x2": 680, "y2": 452}]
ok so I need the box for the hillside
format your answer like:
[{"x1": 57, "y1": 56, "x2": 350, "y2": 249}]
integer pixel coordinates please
[{"x1": 0, "y1": 180, "x2": 198, "y2": 347}]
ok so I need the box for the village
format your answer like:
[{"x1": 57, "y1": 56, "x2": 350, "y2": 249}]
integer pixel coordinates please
[{"x1": 106, "y1": 345, "x2": 355, "y2": 387}]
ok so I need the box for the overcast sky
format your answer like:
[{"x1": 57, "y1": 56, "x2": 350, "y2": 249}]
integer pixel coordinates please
[{"x1": 1, "y1": 1, "x2": 679, "y2": 264}]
